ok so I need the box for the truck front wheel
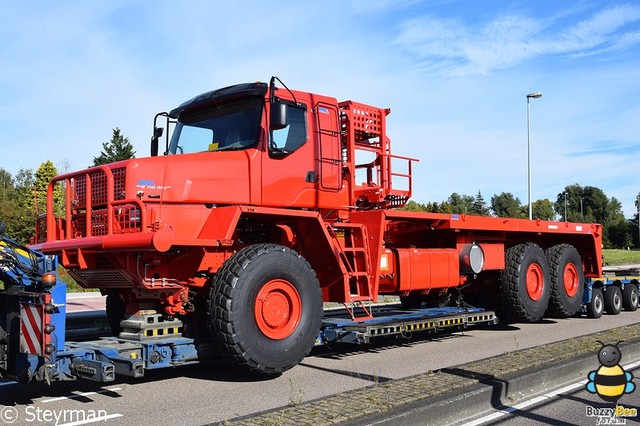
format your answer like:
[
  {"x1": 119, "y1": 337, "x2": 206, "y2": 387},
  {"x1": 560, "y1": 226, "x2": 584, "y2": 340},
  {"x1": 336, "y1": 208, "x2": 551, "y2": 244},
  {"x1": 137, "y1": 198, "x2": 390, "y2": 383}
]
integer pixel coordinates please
[
  {"x1": 501, "y1": 243, "x2": 551, "y2": 322},
  {"x1": 208, "y1": 244, "x2": 323, "y2": 375},
  {"x1": 545, "y1": 244, "x2": 584, "y2": 318}
]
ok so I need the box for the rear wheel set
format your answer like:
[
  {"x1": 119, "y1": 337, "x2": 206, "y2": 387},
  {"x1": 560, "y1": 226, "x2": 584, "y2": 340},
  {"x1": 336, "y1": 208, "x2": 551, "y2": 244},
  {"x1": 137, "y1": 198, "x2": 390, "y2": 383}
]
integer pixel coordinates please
[{"x1": 501, "y1": 243, "x2": 587, "y2": 322}]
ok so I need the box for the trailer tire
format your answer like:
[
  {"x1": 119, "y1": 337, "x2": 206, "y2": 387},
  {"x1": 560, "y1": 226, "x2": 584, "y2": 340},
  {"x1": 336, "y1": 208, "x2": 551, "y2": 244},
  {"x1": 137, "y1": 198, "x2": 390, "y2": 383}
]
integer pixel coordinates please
[
  {"x1": 400, "y1": 293, "x2": 423, "y2": 309},
  {"x1": 622, "y1": 284, "x2": 638, "y2": 312},
  {"x1": 105, "y1": 291, "x2": 126, "y2": 336},
  {"x1": 587, "y1": 288, "x2": 604, "y2": 319},
  {"x1": 209, "y1": 244, "x2": 323, "y2": 375},
  {"x1": 604, "y1": 286, "x2": 622, "y2": 315},
  {"x1": 501, "y1": 243, "x2": 551, "y2": 322},
  {"x1": 545, "y1": 244, "x2": 584, "y2": 318}
]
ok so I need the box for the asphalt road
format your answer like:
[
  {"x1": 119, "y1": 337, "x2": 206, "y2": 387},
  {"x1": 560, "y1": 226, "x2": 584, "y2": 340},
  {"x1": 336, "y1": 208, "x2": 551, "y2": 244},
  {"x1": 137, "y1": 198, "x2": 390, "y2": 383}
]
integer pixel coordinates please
[{"x1": 3, "y1": 305, "x2": 640, "y2": 425}]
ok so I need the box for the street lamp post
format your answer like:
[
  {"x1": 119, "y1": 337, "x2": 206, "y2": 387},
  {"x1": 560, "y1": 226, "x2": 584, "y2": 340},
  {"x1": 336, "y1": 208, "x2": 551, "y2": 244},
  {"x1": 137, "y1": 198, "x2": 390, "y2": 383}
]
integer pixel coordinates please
[
  {"x1": 637, "y1": 195, "x2": 640, "y2": 249},
  {"x1": 527, "y1": 92, "x2": 542, "y2": 220}
]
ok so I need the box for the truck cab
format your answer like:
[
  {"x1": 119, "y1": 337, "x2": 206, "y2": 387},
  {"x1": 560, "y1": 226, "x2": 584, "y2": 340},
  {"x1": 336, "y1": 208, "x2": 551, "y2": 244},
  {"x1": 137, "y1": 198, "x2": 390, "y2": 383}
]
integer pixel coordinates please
[{"x1": 149, "y1": 80, "x2": 348, "y2": 212}]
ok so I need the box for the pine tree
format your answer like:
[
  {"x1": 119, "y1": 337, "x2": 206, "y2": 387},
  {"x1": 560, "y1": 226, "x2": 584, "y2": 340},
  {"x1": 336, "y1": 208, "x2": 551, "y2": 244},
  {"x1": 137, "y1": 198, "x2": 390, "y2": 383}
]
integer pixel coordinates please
[
  {"x1": 93, "y1": 128, "x2": 136, "y2": 166},
  {"x1": 33, "y1": 161, "x2": 65, "y2": 219},
  {"x1": 471, "y1": 191, "x2": 491, "y2": 216}
]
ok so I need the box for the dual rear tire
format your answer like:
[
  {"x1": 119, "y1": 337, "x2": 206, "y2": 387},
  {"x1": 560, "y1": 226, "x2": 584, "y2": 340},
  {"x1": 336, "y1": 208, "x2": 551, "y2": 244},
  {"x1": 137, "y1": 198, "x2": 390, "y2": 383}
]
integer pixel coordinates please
[{"x1": 501, "y1": 243, "x2": 584, "y2": 322}]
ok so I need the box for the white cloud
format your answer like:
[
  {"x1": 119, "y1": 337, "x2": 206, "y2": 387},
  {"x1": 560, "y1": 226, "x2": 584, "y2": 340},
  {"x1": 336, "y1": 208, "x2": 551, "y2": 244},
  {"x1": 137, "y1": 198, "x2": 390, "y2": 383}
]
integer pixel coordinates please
[{"x1": 395, "y1": 4, "x2": 640, "y2": 74}]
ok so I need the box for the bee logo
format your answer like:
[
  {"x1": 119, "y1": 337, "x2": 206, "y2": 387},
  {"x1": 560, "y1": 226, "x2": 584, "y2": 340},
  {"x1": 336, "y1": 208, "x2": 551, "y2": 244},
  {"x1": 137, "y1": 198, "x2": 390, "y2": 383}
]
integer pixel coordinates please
[{"x1": 586, "y1": 341, "x2": 635, "y2": 403}]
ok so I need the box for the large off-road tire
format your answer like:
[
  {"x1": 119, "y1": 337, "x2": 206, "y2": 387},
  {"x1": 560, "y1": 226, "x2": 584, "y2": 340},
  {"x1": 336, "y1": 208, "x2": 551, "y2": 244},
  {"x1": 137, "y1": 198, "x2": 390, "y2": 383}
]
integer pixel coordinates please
[
  {"x1": 545, "y1": 244, "x2": 584, "y2": 318},
  {"x1": 400, "y1": 293, "x2": 423, "y2": 309},
  {"x1": 587, "y1": 288, "x2": 604, "y2": 319},
  {"x1": 622, "y1": 284, "x2": 639, "y2": 312},
  {"x1": 105, "y1": 291, "x2": 126, "y2": 336},
  {"x1": 501, "y1": 243, "x2": 551, "y2": 322},
  {"x1": 604, "y1": 286, "x2": 622, "y2": 315},
  {"x1": 209, "y1": 244, "x2": 323, "y2": 375}
]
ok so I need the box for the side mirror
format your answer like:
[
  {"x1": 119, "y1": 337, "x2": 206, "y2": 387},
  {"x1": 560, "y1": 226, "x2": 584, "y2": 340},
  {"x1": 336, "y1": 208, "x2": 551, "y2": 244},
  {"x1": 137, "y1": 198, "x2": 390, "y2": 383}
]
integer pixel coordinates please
[
  {"x1": 0, "y1": 223, "x2": 6, "y2": 237},
  {"x1": 270, "y1": 102, "x2": 288, "y2": 131},
  {"x1": 150, "y1": 127, "x2": 164, "y2": 157}
]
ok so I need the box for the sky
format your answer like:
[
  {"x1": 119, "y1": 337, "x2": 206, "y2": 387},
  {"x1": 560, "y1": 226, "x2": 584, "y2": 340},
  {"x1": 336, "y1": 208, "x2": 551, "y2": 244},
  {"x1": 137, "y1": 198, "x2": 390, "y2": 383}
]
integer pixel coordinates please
[{"x1": 1, "y1": 0, "x2": 639, "y2": 217}]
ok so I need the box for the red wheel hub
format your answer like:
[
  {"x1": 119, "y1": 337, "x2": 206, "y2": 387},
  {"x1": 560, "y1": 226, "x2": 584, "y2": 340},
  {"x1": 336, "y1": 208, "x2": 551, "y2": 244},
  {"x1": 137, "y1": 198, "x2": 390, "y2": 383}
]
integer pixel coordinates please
[
  {"x1": 526, "y1": 263, "x2": 544, "y2": 301},
  {"x1": 563, "y1": 263, "x2": 579, "y2": 297},
  {"x1": 254, "y1": 279, "x2": 301, "y2": 340}
]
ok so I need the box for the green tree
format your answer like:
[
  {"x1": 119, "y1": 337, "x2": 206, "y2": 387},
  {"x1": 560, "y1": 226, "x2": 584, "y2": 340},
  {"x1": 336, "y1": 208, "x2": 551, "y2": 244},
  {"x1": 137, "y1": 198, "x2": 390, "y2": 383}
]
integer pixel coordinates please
[
  {"x1": 491, "y1": 192, "x2": 523, "y2": 218},
  {"x1": 0, "y1": 168, "x2": 17, "y2": 238},
  {"x1": 471, "y1": 191, "x2": 491, "y2": 216},
  {"x1": 401, "y1": 200, "x2": 453, "y2": 214},
  {"x1": 556, "y1": 184, "x2": 631, "y2": 248},
  {"x1": 402, "y1": 200, "x2": 428, "y2": 212},
  {"x1": 34, "y1": 160, "x2": 64, "y2": 217},
  {"x1": 531, "y1": 199, "x2": 556, "y2": 221},
  {"x1": 607, "y1": 217, "x2": 632, "y2": 249},
  {"x1": 0, "y1": 168, "x2": 35, "y2": 243},
  {"x1": 93, "y1": 128, "x2": 136, "y2": 166},
  {"x1": 448, "y1": 193, "x2": 475, "y2": 215}
]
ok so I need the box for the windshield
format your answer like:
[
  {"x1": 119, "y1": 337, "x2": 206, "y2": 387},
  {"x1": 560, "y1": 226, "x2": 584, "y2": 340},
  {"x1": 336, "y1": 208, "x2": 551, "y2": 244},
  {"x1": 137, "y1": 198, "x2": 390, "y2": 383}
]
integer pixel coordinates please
[{"x1": 168, "y1": 97, "x2": 263, "y2": 154}]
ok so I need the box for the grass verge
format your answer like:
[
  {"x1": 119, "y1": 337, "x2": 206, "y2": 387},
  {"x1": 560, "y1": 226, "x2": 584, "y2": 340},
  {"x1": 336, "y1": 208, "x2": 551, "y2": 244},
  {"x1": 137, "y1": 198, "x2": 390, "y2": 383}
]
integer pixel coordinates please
[{"x1": 603, "y1": 249, "x2": 640, "y2": 266}]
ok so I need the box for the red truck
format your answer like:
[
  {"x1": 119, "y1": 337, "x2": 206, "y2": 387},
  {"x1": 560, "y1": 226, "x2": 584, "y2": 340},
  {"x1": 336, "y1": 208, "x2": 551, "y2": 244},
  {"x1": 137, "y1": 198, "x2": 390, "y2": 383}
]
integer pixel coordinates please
[{"x1": 31, "y1": 77, "x2": 602, "y2": 375}]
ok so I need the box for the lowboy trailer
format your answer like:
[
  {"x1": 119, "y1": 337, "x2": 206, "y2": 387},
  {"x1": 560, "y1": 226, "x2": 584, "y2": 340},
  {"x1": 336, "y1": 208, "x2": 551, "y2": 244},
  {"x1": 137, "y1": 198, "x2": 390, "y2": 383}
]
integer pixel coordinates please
[{"x1": 1, "y1": 226, "x2": 638, "y2": 384}]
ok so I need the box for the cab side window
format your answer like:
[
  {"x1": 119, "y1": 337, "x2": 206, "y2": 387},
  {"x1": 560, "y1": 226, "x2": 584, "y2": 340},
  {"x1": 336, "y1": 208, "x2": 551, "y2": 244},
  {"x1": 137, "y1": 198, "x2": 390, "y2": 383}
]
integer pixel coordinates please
[{"x1": 272, "y1": 105, "x2": 307, "y2": 154}]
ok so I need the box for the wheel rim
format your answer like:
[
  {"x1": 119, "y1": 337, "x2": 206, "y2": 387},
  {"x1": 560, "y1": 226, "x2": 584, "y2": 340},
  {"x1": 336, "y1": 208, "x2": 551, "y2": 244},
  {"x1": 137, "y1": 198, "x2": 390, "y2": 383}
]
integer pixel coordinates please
[
  {"x1": 595, "y1": 294, "x2": 603, "y2": 312},
  {"x1": 526, "y1": 263, "x2": 544, "y2": 301},
  {"x1": 632, "y1": 290, "x2": 638, "y2": 306},
  {"x1": 254, "y1": 279, "x2": 302, "y2": 340},
  {"x1": 563, "y1": 263, "x2": 579, "y2": 298},
  {"x1": 614, "y1": 291, "x2": 622, "y2": 309}
]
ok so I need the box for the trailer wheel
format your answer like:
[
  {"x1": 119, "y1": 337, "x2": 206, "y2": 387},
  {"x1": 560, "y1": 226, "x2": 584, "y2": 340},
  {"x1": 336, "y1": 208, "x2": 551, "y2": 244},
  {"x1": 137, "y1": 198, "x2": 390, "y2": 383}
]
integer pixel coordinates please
[
  {"x1": 545, "y1": 244, "x2": 584, "y2": 318},
  {"x1": 622, "y1": 284, "x2": 638, "y2": 312},
  {"x1": 587, "y1": 288, "x2": 604, "y2": 319},
  {"x1": 400, "y1": 293, "x2": 423, "y2": 309},
  {"x1": 604, "y1": 286, "x2": 622, "y2": 315},
  {"x1": 209, "y1": 244, "x2": 323, "y2": 375},
  {"x1": 501, "y1": 243, "x2": 551, "y2": 322},
  {"x1": 105, "y1": 291, "x2": 126, "y2": 336}
]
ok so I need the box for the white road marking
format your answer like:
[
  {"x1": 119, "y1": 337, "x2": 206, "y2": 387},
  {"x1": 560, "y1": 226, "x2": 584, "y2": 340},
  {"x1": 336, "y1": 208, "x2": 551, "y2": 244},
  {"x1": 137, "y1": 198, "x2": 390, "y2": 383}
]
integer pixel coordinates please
[
  {"x1": 58, "y1": 413, "x2": 123, "y2": 426},
  {"x1": 41, "y1": 387, "x2": 123, "y2": 403}
]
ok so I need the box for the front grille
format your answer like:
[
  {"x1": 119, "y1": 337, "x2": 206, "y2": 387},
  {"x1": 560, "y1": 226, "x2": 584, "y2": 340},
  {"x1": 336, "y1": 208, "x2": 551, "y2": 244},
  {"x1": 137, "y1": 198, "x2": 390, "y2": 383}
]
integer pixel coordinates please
[{"x1": 72, "y1": 269, "x2": 134, "y2": 288}]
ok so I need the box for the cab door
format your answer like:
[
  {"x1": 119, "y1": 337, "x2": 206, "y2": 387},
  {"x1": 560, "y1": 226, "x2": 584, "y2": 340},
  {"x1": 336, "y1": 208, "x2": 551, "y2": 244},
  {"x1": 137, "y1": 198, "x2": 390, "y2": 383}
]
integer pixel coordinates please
[
  {"x1": 315, "y1": 101, "x2": 342, "y2": 191},
  {"x1": 261, "y1": 99, "x2": 317, "y2": 208}
]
